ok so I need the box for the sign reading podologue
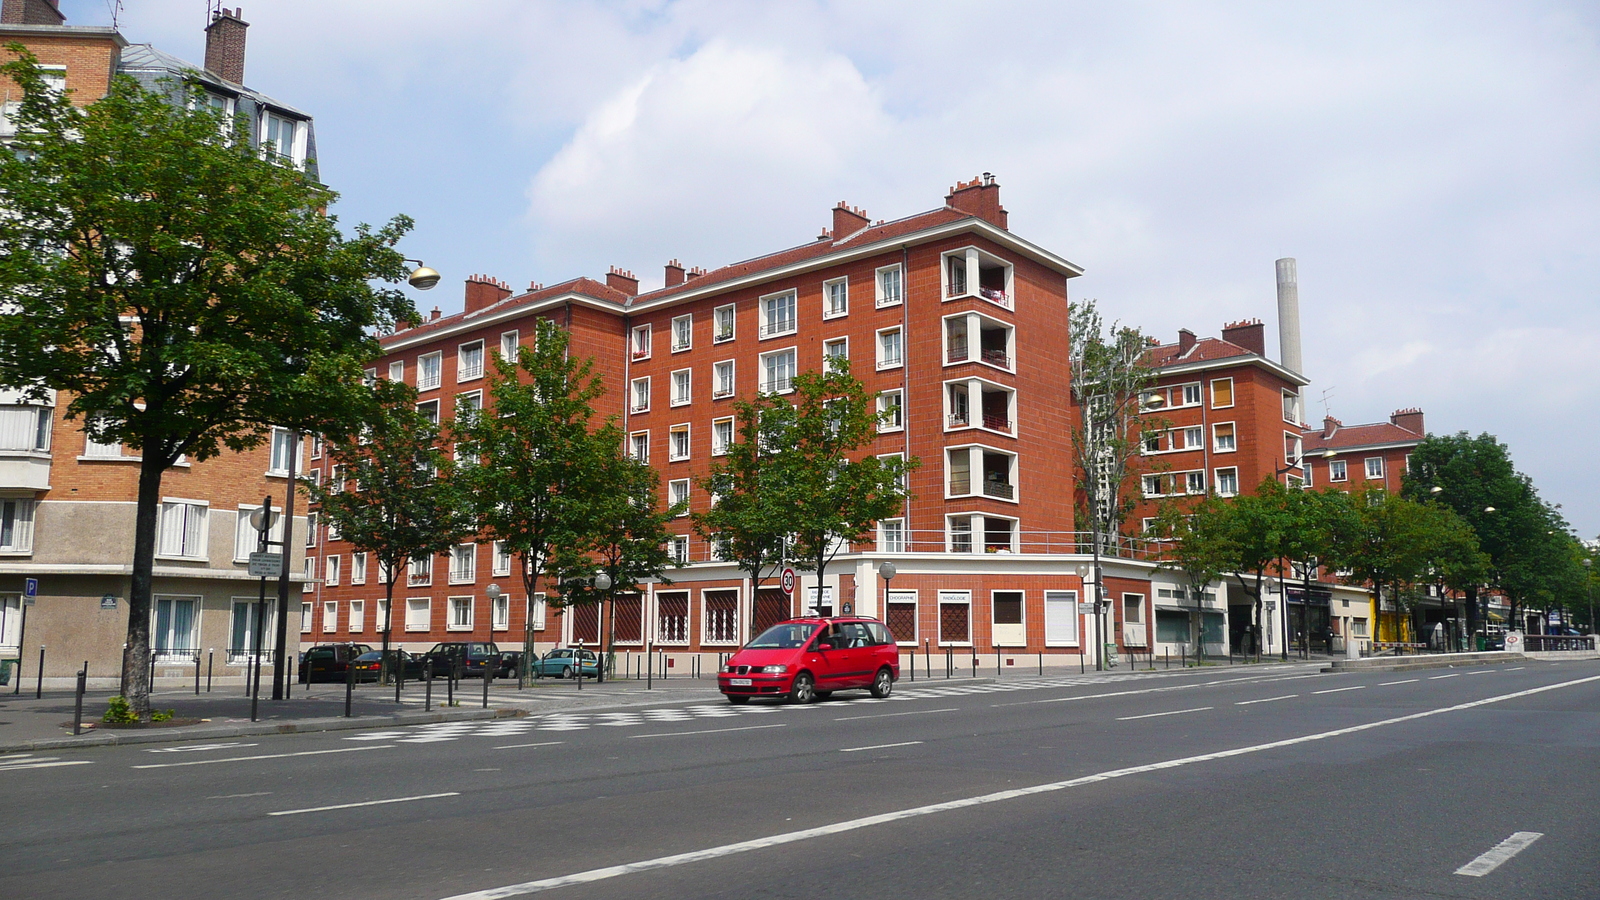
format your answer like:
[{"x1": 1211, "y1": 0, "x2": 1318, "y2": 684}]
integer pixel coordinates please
[
  {"x1": 247, "y1": 552, "x2": 282, "y2": 577},
  {"x1": 780, "y1": 567, "x2": 796, "y2": 597}
]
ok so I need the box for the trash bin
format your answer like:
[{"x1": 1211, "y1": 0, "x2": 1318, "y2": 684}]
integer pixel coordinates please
[
  {"x1": 0, "y1": 658, "x2": 11, "y2": 686},
  {"x1": 1476, "y1": 634, "x2": 1487, "y2": 652}
]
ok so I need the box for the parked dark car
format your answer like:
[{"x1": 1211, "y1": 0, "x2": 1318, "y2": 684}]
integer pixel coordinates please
[
  {"x1": 419, "y1": 641, "x2": 501, "y2": 678},
  {"x1": 350, "y1": 649, "x2": 426, "y2": 683},
  {"x1": 298, "y1": 643, "x2": 374, "y2": 683},
  {"x1": 494, "y1": 650, "x2": 524, "y2": 679}
]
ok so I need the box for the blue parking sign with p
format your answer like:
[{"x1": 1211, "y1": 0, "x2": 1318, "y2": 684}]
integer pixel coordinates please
[{"x1": 23, "y1": 578, "x2": 37, "y2": 599}]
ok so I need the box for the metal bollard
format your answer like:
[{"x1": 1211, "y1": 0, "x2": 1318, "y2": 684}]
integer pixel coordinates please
[
  {"x1": 1038, "y1": 652, "x2": 1042, "y2": 677},
  {"x1": 72, "y1": 668, "x2": 86, "y2": 735},
  {"x1": 344, "y1": 658, "x2": 354, "y2": 718},
  {"x1": 195, "y1": 651, "x2": 201, "y2": 695},
  {"x1": 970, "y1": 654, "x2": 976, "y2": 679},
  {"x1": 482, "y1": 664, "x2": 491, "y2": 709},
  {"x1": 206, "y1": 649, "x2": 214, "y2": 692},
  {"x1": 945, "y1": 645, "x2": 951, "y2": 679},
  {"x1": 36, "y1": 644, "x2": 45, "y2": 699},
  {"x1": 996, "y1": 651, "x2": 1000, "y2": 678},
  {"x1": 908, "y1": 650, "x2": 914, "y2": 682},
  {"x1": 1080, "y1": 648, "x2": 1085, "y2": 674},
  {"x1": 447, "y1": 664, "x2": 456, "y2": 706},
  {"x1": 425, "y1": 660, "x2": 433, "y2": 712}
]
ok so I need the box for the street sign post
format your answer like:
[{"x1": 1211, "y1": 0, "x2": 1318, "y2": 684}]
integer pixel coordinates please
[{"x1": 247, "y1": 552, "x2": 282, "y2": 578}]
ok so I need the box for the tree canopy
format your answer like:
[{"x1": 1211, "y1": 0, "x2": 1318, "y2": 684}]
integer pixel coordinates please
[{"x1": 1067, "y1": 299, "x2": 1158, "y2": 551}]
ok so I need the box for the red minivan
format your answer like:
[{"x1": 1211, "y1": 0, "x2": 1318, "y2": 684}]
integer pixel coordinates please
[{"x1": 718, "y1": 616, "x2": 899, "y2": 704}]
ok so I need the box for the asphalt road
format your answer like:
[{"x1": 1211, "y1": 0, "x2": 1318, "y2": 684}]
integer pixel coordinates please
[{"x1": 3, "y1": 660, "x2": 1597, "y2": 900}]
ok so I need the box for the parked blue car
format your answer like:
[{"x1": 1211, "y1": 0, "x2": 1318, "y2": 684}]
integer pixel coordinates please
[{"x1": 529, "y1": 648, "x2": 600, "y2": 679}]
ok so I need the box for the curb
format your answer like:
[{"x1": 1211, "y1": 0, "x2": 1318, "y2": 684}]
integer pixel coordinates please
[{"x1": 0, "y1": 706, "x2": 523, "y2": 754}]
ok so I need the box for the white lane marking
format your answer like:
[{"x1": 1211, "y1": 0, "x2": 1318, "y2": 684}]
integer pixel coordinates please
[
  {"x1": 0, "y1": 759, "x2": 94, "y2": 771},
  {"x1": 1507, "y1": 667, "x2": 1526, "y2": 671},
  {"x1": 1313, "y1": 686, "x2": 1367, "y2": 695},
  {"x1": 1465, "y1": 671, "x2": 1495, "y2": 676},
  {"x1": 997, "y1": 684, "x2": 1199, "y2": 707},
  {"x1": 144, "y1": 742, "x2": 257, "y2": 753},
  {"x1": 1380, "y1": 679, "x2": 1419, "y2": 686},
  {"x1": 435, "y1": 673, "x2": 1600, "y2": 900},
  {"x1": 207, "y1": 791, "x2": 273, "y2": 799},
  {"x1": 629, "y1": 724, "x2": 787, "y2": 739},
  {"x1": 1455, "y1": 831, "x2": 1544, "y2": 877},
  {"x1": 268, "y1": 792, "x2": 460, "y2": 817},
  {"x1": 132, "y1": 746, "x2": 391, "y2": 769},
  {"x1": 834, "y1": 707, "x2": 959, "y2": 721},
  {"x1": 1116, "y1": 707, "x2": 1213, "y2": 721},
  {"x1": 1235, "y1": 695, "x2": 1297, "y2": 705},
  {"x1": 840, "y1": 741, "x2": 923, "y2": 753},
  {"x1": 1430, "y1": 674, "x2": 1462, "y2": 680},
  {"x1": 495, "y1": 741, "x2": 565, "y2": 751}
]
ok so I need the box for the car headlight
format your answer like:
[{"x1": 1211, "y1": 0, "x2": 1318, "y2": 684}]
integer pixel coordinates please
[
  {"x1": 760, "y1": 665, "x2": 788, "y2": 674},
  {"x1": 722, "y1": 664, "x2": 737, "y2": 674}
]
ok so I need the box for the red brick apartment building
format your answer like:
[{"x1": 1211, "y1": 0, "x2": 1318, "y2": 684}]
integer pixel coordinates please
[
  {"x1": 1301, "y1": 409, "x2": 1424, "y2": 495},
  {"x1": 0, "y1": 2, "x2": 318, "y2": 684},
  {"x1": 311, "y1": 177, "x2": 1187, "y2": 667}
]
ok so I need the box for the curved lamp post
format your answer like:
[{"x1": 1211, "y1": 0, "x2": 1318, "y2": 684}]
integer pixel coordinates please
[{"x1": 403, "y1": 259, "x2": 441, "y2": 291}]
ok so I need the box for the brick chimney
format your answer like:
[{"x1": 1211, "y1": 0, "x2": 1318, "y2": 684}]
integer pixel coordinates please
[
  {"x1": 686, "y1": 266, "x2": 707, "y2": 280},
  {"x1": 1390, "y1": 408, "x2": 1424, "y2": 435},
  {"x1": 606, "y1": 266, "x2": 639, "y2": 296},
  {"x1": 1322, "y1": 416, "x2": 1341, "y2": 440},
  {"x1": 664, "y1": 260, "x2": 686, "y2": 288},
  {"x1": 1177, "y1": 328, "x2": 1197, "y2": 356},
  {"x1": 1, "y1": 0, "x2": 65, "y2": 26},
  {"x1": 463, "y1": 274, "x2": 512, "y2": 314},
  {"x1": 832, "y1": 203, "x2": 870, "y2": 240},
  {"x1": 945, "y1": 173, "x2": 1008, "y2": 229},
  {"x1": 204, "y1": 7, "x2": 249, "y2": 85},
  {"x1": 429, "y1": 307, "x2": 441, "y2": 322},
  {"x1": 1221, "y1": 319, "x2": 1266, "y2": 357}
]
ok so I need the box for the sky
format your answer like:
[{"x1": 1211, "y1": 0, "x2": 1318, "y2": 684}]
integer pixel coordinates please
[{"x1": 61, "y1": 0, "x2": 1600, "y2": 537}]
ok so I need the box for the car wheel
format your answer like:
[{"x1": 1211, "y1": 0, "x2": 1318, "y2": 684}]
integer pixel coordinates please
[
  {"x1": 726, "y1": 694, "x2": 750, "y2": 705},
  {"x1": 790, "y1": 672, "x2": 816, "y2": 704},
  {"x1": 561, "y1": 666, "x2": 572, "y2": 679},
  {"x1": 870, "y1": 667, "x2": 894, "y2": 699}
]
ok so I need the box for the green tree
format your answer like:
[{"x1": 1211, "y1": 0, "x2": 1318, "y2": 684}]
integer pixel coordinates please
[
  {"x1": 0, "y1": 53, "x2": 414, "y2": 718},
  {"x1": 1330, "y1": 489, "x2": 1479, "y2": 642},
  {"x1": 302, "y1": 381, "x2": 470, "y2": 681},
  {"x1": 695, "y1": 360, "x2": 915, "y2": 607},
  {"x1": 1152, "y1": 495, "x2": 1232, "y2": 656},
  {"x1": 451, "y1": 319, "x2": 615, "y2": 680}
]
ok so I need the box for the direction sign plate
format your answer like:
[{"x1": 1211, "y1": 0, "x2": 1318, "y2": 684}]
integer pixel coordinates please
[
  {"x1": 1077, "y1": 603, "x2": 1094, "y2": 615},
  {"x1": 248, "y1": 552, "x2": 282, "y2": 577}
]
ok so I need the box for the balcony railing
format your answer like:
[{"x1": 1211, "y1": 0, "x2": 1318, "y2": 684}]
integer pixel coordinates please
[
  {"x1": 981, "y1": 348, "x2": 1010, "y2": 368},
  {"x1": 982, "y1": 479, "x2": 1014, "y2": 500},
  {"x1": 949, "y1": 479, "x2": 971, "y2": 496},
  {"x1": 982, "y1": 413, "x2": 1012, "y2": 432},
  {"x1": 947, "y1": 342, "x2": 969, "y2": 363},
  {"x1": 760, "y1": 320, "x2": 796, "y2": 338},
  {"x1": 714, "y1": 328, "x2": 735, "y2": 343},
  {"x1": 979, "y1": 287, "x2": 1012, "y2": 309},
  {"x1": 947, "y1": 411, "x2": 970, "y2": 428},
  {"x1": 636, "y1": 530, "x2": 1171, "y2": 564},
  {"x1": 761, "y1": 377, "x2": 793, "y2": 394}
]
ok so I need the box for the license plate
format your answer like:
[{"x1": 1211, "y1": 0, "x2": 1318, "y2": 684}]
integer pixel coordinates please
[{"x1": 729, "y1": 678, "x2": 752, "y2": 686}]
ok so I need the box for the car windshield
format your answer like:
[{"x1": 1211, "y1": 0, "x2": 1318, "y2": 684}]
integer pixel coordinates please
[
  {"x1": 747, "y1": 623, "x2": 820, "y2": 649},
  {"x1": 549, "y1": 650, "x2": 571, "y2": 659}
]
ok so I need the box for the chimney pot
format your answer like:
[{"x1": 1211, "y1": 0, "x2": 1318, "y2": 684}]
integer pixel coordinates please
[
  {"x1": 429, "y1": 307, "x2": 441, "y2": 322},
  {"x1": 605, "y1": 267, "x2": 640, "y2": 296},
  {"x1": 832, "y1": 202, "x2": 870, "y2": 241},
  {"x1": 1221, "y1": 319, "x2": 1266, "y2": 357},
  {"x1": 664, "y1": 260, "x2": 686, "y2": 288},
  {"x1": 204, "y1": 6, "x2": 250, "y2": 85},
  {"x1": 1389, "y1": 408, "x2": 1425, "y2": 435},
  {"x1": 464, "y1": 274, "x2": 513, "y2": 314},
  {"x1": 945, "y1": 174, "x2": 1008, "y2": 229}
]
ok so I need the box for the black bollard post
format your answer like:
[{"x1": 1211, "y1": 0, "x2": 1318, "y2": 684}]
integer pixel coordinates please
[
  {"x1": 1038, "y1": 652, "x2": 1042, "y2": 677},
  {"x1": 995, "y1": 650, "x2": 1000, "y2": 678},
  {"x1": 924, "y1": 638, "x2": 931, "y2": 680},
  {"x1": 482, "y1": 663, "x2": 491, "y2": 709},
  {"x1": 908, "y1": 649, "x2": 914, "y2": 682},
  {"x1": 194, "y1": 651, "x2": 201, "y2": 695},
  {"x1": 1080, "y1": 648, "x2": 1085, "y2": 674},
  {"x1": 72, "y1": 668, "x2": 86, "y2": 735},
  {"x1": 970, "y1": 654, "x2": 976, "y2": 679},
  {"x1": 1182, "y1": 646, "x2": 1187, "y2": 668},
  {"x1": 424, "y1": 660, "x2": 433, "y2": 712},
  {"x1": 446, "y1": 663, "x2": 455, "y2": 707},
  {"x1": 206, "y1": 649, "x2": 214, "y2": 693},
  {"x1": 344, "y1": 657, "x2": 354, "y2": 718},
  {"x1": 36, "y1": 644, "x2": 45, "y2": 699}
]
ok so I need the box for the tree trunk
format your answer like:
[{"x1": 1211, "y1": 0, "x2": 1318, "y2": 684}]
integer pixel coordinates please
[
  {"x1": 124, "y1": 452, "x2": 166, "y2": 720},
  {"x1": 379, "y1": 574, "x2": 396, "y2": 683}
]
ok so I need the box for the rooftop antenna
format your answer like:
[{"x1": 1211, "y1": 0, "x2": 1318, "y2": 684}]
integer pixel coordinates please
[
  {"x1": 1319, "y1": 387, "x2": 1335, "y2": 422},
  {"x1": 105, "y1": 0, "x2": 124, "y2": 28}
]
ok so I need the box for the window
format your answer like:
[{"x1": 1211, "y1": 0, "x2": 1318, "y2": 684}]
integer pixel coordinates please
[
  {"x1": 760, "y1": 290, "x2": 797, "y2": 338},
  {"x1": 1211, "y1": 378, "x2": 1234, "y2": 408},
  {"x1": 351, "y1": 552, "x2": 368, "y2": 585},
  {"x1": 710, "y1": 360, "x2": 735, "y2": 399},
  {"x1": 1365, "y1": 457, "x2": 1385, "y2": 480},
  {"x1": 0, "y1": 403, "x2": 50, "y2": 452},
  {"x1": 760, "y1": 348, "x2": 796, "y2": 393},
  {"x1": 350, "y1": 600, "x2": 365, "y2": 633},
  {"x1": 876, "y1": 265, "x2": 903, "y2": 307},
  {"x1": 325, "y1": 555, "x2": 341, "y2": 587},
  {"x1": 1215, "y1": 467, "x2": 1239, "y2": 497},
  {"x1": 943, "y1": 247, "x2": 1013, "y2": 307},
  {"x1": 823, "y1": 337, "x2": 849, "y2": 372},
  {"x1": 713, "y1": 304, "x2": 736, "y2": 342},
  {"x1": 823, "y1": 278, "x2": 848, "y2": 318},
  {"x1": 158, "y1": 500, "x2": 208, "y2": 559},
  {"x1": 408, "y1": 554, "x2": 433, "y2": 587},
  {"x1": 458, "y1": 341, "x2": 484, "y2": 381},
  {"x1": 657, "y1": 591, "x2": 689, "y2": 644},
  {"x1": 268, "y1": 428, "x2": 298, "y2": 475},
  {"x1": 631, "y1": 324, "x2": 652, "y2": 359},
  {"x1": 886, "y1": 590, "x2": 918, "y2": 645},
  {"x1": 262, "y1": 111, "x2": 301, "y2": 163},
  {"x1": 1329, "y1": 459, "x2": 1348, "y2": 482},
  {"x1": 876, "y1": 327, "x2": 903, "y2": 369},
  {"x1": 667, "y1": 478, "x2": 691, "y2": 514},
  {"x1": 937, "y1": 591, "x2": 970, "y2": 645},
  {"x1": 629, "y1": 431, "x2": 649, "y2": 463},
  {"x1": 152, "y1": 596, "x2": 199, "y2": 655},
  {"x1": 376, "y1": 599, "x2": 390, "y2": 634},
  {"x1": 499, "y1": 330, "x2": 519, "y2": 361},
  {"x1": 704, "y1": 590, "x2": 739, "y2": 644},
  {"x1": 305, "y1": 511, "x2": 319, "y2": 548},
  {"x1": 233, "y1": 504, "x2": 285, "y2": 561},
  {"x1": 417, "y1": 352, "x2": 442, "y2": 390},
  {"x1": 492, "y1": 541, "x2": 511, "y2": 577},
  {"x1": 1141, "y1": 382, "x2": 1203, "y2": 411},
  {"x1": 945, "y1": 251, "x2": 969, "y2": 296},
  {"x1": 878, "y1": 390, "x2": 904, "y2": 432},
  {"x1": 300, "y1": 601, "x2": 313, "y2": 632},
  {"x1": 631, "y1": 377, "x2": 650, "y2": 413},
  {"x1": 880, "y1": 519, "x2": 905, "y2": 553},
  {"x1": 322, "y1": 600, "x2": 338, "y2": 633},
  {"x1": 711, "y1": 417, "x2": 734, "y2": 456},
  {"x1": 449, "y1": 544, "x2": 476, "y2": 584},
  {"x1": 880, "y1": 452, "x2": 908, "y2": 493},
  {"x1": 669, "y1": 424, "x2": 691, "y2": 461},
  {"x1": 1183, "y1": 426, "x2": 1203, "y2": 449},
  {"x1": 405, "y1": 597, "x2": 431, "y2": 631},
  {"x1": 0, "y1": 499, "x2": 35, "y2": 553},
  {"x1": 492, "y1": 593, "x2": 509, "y2": 630},
  {"x1": 82, "y1": 413, "x2": 122, "y2": 458},
  {"x1": 303, "y1": 557, "x2": 316, "y2": 592},
  {"x1": 948, "y1": 516, "x2": 973, "y2": 553},
  {"x1": 1351, "y1": 617, "x2": 1369, "y2": 637},
  {"x1": 671, "y1": 369, "x2": 691, "y2": 406},
  {"x1": 455, "y1": 391, "x2": 482, "y2": 427},
  {"x1": 388, "y1": 361, "x2": 404, "y2": 382},
  {"x1": 364, "y1": 368, "x2": 378, "y2": 386},
  {"x1": 449, "y1": 596, "x2": 473, "y2": 630},
  {"x1": 671, "y1": 314, "x2": 693, "y2": 352},
  {"x1": 1282, "y1": 390, "x2": 1302, "y2": 425},
  {"x1": 1285, "y1": 433, "x2": 1304, "y2": 467},
  {"x1": 1141, "y1": 471, "x2": 1207, "y2": 498},
  {"x1": 1185, "y1": 471, "x2": 1206, "y2": 494},
  {"x1": 670, "y1": 535, "x2": 690, "y2": 564},
  {"x1": 1213, "y1": 422, "x2": 1236, "y2": 452}
]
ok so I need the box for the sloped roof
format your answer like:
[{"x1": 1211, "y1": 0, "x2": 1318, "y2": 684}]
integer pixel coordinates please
[
  {"x1": 1146, "y1": 336, "x2": 1257, "y2": 368},
  {"x1": 1303, "y1": 420, "x2": 1423, "y2": 452},
  {"x1": 382, "y1": 277, "x2": 627, "y2": 348},
  {"x1": 117, "y1": 43, "x2": 309, "y2": 118}
]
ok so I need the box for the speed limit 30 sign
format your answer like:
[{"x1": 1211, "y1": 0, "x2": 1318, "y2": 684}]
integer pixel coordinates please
[{"x1": 780, "y1": 567, "x2": 796, "y2": 596}]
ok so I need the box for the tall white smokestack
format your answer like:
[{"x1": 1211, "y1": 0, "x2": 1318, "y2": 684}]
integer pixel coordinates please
[{"x1": 1275, "y1": 258, "x2": 1303, "y2": 375}]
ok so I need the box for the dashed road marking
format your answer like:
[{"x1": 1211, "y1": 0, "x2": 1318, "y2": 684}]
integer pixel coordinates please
[
  {"x1": 629, "y1": 724, "x2": 787, "y2": 739},
  {"x1": 1313, "y1": 686, "x2": 1367, "y2": 695},
  {"x1": 1235, "y1": 695, "x2": 1297, "y2": 705},
  {"x1": 1455, "y1": 831, "x2": 1544, "y2": 877},
  {"x1": 268, "y1": 792, "x2": 459, "y2": 817},
  {"x1": 1116, "y1": 707, "x2": 1212, "y2": 721},
  {"x1": 840, "y1": 741, "x2": 923, "y2": 753}
]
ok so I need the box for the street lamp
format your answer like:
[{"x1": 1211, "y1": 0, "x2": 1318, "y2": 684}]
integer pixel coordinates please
[
  {"x1": 403, "y1": 259, "x2": 440, "y2": 291},
  {"x1": 1582, "y1": 558, "x2": 1594, "y2": 638},
  {"x1": 485, "y1": 582, "x2": 503, "y2": 677},
  {"x1": 593, "y1": 572, "x2": 613, "y2": 684},
  {"x1": 877, "y1": 561, "x2": 896, "y2": 615}
]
